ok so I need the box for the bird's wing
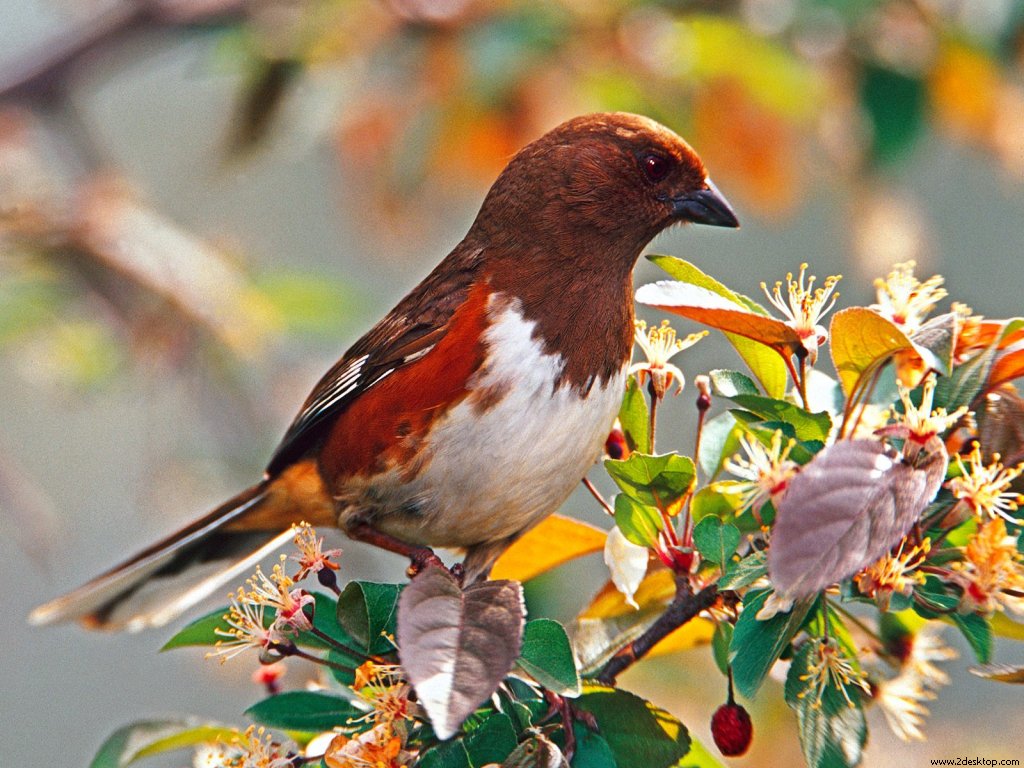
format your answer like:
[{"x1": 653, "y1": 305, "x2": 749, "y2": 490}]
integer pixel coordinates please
[{"x1": 266, "y1": 246, "x2": 484, "y2": 474}]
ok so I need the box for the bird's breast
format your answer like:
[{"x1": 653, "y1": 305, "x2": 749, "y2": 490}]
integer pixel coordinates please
[{"x1": 337, "y1": 294, "x2": 628, "y2": 547}]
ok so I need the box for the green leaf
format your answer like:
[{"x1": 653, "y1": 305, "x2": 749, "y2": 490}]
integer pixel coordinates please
[
  {"x1": 604, "y1": 452, "x2": 696, "y2": 511},
  {"x1": 930, "y1": 322, "x2": 1024, "y2": 411},
  {"x1": 619, "y1": 375, "x2": 650, "y2": 453},
  {"x1": 303, "y1": 592, "x2": 351, "y2": 648},
  {"x1": 614, "y1": 494, "x2": 664, "y2": 548},
  {"x1": 712, "y1": 622, "x2": 733, "y2": 676},
  {"x1": 861, "y1": 63, "x2": 926, "y2": 164},
  {"x1": 464, "y1": 713, "x2": 518, "y2": 766},
  {"x1": 576, "y1": 687, "x2": 690, "y2": 768},
  {"x1": 645, "y1": 255, "x2": 789, "y2": 398},
  {"x1": 336, "y1": 581, "x2": 401, "y2": 654},
  {"x1": 697, "y1": 413, "x2": 742, "y2": 481},
  {"x1": 720, "y1": 550, "x2": 768, "y2": 590},
  {"x1": 505, "y1": 700, "x2": 536, "y2": 733},
  {"x1": 708, "y1": 369, "x2": 760, "y2": 398},
  {"x1": 161, "y1": 606, "x2": 240, "y2": 651},
  {"x1": 951, "y1": 612, "x2": 993, "y2": 664},
  {"x1": 730, "y1": 590, "x2": 813, "y2": 698},
  {"x1": 913, "y1": 576, "x2": 960, "y2": 615},
  {"x1": 690, "y1": 486, "x2": 740, "y2": 523},
  {"x1": 732, "y1": 417, "x2": 829, "y2": 466},
  {"x1": 692, "y1": 516, "x2": 740, "y2": 566},
  {"x1": 245, "y1": 691, "x2": 363, "y2": 732},
  {"x1": 937, "y1": 351, "x2": 995, "y2": 411},
  {"x1": 571, "y1": 724, "x2": 617, "y2": 768},
  {"x1": 724, "y1": 394, "x2": 832, "y2": 443},
  {"x1": 646, "y1": 255, "x2": 766, "y2": 315},
  {"x1": 418, "y1": 740, "x2": 472, "y2": 768},
  {"x1": 90, "y1": 719, "x2": 237, "y2": 768},
  {"x1": 517, "y1": 619, "x2": 581, "y2": 696},
  {"x1": 740, "y1": 422, "x2": 822, "y2": 465},
  {"x1": 325, "y1": 646, "x2": 360, "y2": 686},
  {"x1": 784, "y1": 643, "x2": 867, "y2": 768}
]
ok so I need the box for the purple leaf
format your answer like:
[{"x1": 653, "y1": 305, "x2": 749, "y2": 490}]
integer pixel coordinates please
[
  {"x1": 769, "y1": 438, "x2": 946, "y2": 598},
  {"x1": 397, "y1": 567, "x2": 524, "y2": 740}
]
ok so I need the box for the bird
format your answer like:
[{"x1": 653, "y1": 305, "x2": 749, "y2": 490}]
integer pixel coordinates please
[{"x1": 30, "y1": 112, "x2": 738, "y2": 631}]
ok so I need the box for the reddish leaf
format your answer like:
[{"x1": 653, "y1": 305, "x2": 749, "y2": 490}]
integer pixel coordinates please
[
  {"x1": 637, "y1": 281, "x2": 801, "y2": 348},
  {"x1": 639, "y1": 257, "x2": 791, "y2": 397},
  {"x1": 988, "y1": 340, "x2": 1024, "y2": 390},
  {"x1": 769, "y1": 438, "x2": 947, "y2": 598},
  {"x1": 397, "y1": 567, "x2": 524, "y2": 739}
]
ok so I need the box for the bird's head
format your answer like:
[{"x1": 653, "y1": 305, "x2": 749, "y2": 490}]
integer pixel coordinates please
[{"x1": 472, "y1": 112, "x2": 738, "y2": 267}]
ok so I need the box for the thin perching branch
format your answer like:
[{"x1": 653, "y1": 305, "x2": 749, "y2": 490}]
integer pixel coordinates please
[{"x1": 595, "y1": 578, "x2": 719, "y2": 685}]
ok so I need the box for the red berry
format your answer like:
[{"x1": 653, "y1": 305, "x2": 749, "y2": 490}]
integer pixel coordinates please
[
  {"x1": 711, "y1": 702, "x2": 753, "y2": 757},
  {"x1": 605, "y1": 425, "x2": 628, "y2": 460}
]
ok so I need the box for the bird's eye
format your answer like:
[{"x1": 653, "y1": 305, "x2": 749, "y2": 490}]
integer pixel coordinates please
[{"x1": 640, "y1": 153, "x2": 672, "y2": 183}]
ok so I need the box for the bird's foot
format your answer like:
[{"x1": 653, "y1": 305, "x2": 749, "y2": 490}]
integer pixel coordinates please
[
  {"x1": 406, "y1": 547, "x2": 446, "y2": 578},
  {"x1": 448, "y1": 562, "x2": 465, "y2": 586},
  {"x1": 406, "y1": 552, "x2": 465, "y2": 586}
]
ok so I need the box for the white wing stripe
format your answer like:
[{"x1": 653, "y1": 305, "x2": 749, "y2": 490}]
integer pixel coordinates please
[
  {"x1": 366, "y1": 368, "x2": 395, "y2": 390},
  {"x1": 303, "y1": 355, "x2": 367, "y2": 409}
]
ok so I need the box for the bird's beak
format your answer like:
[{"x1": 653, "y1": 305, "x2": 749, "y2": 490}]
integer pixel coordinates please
[{"x1": 671, "y1": 180, "x2": 739, "y2": 228}]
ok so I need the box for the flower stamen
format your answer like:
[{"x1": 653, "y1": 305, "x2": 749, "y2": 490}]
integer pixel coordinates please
[
  {"x1": 872, "y1": 261, "x2": 947, "y2": 333},
  {"x1": 948, "y1": 442, "x2": 1024, "y2": 523},
  {"x1": 761, "y1": 263, "x2": 841, "y2": 364},
  {"x1": 629, "y1": 319, "x2": 706, "y2": 399}
]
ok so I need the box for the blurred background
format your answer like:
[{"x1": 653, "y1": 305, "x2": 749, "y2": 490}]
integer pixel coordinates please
[{"x1": 2, "y1": 0, "x2": 1023, "y2": 765}]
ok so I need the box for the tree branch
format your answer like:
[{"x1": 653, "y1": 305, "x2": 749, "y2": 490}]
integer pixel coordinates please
[
  {"x1": 0, "y1": 0, "x2": 245, "y2": 103},
  {"x1": 595, "y1": 578, "x2": 718, "y2": 686}
]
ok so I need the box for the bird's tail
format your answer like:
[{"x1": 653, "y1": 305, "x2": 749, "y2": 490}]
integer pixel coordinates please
[{"x1": 29, "y1": 483, "x2": 297, "y2": 632}]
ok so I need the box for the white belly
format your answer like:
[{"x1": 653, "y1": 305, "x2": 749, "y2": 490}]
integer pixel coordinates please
[{"x1": 365, "y1": 298, "x2": 626, "y2": 547}]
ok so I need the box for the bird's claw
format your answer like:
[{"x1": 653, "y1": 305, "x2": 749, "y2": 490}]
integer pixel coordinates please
[
  {"x1": 406, "y1": 548, "x2": 445, "y2": 579},
  {"x1": 449, "y1": 562, "x2": 466, "y2": 586}
]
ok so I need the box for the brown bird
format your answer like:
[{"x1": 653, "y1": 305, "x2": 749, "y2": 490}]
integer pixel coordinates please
[{"x1": 31, "y1": 112, "x2": 738, "y2": 631}]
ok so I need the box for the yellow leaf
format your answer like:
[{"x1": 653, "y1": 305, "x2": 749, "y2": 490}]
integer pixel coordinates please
[
  {"x1": 648, "y1": 617, "x2": 716, "y2": 657},
  {"x1": 829, "y1": 307, "x2": 918, "y2": 396},
  {"x1": 580, "y1": 566, "x2": 677, "y2": 620},
  {"x1": 991, "y1": 612, "x2": 1024, "y2": 642},
  {"x1": 491, "y1": 514, "x2": 606, "y2": 582},
  {"x1": 575, "y1": 567, "x2": 715, "y2": 667}
]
